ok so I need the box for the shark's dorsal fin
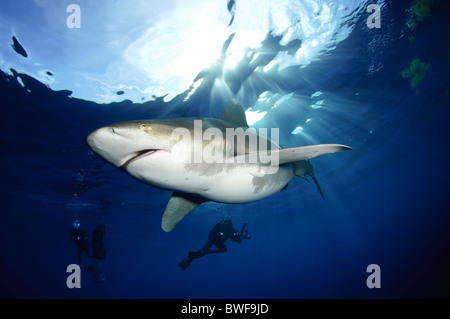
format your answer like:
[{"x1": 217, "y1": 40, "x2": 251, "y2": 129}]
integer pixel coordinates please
[
  {"x1": 161, "y1": 192, "x2": 207, "y2": 232},
  {"x1": 222, "y1": 99, "x2": 249, "y2": 127}
]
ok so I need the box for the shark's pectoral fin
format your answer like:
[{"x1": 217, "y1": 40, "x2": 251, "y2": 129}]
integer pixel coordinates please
[
  {"x1": 277, "y1": 144, "x2": 351, "y2": 164},
  {"x1": 228, "y1": 144, "x2": 351, "y2": 169},
  {"x1": 161, "y1": 192, "x2": 207, "y2": 232}
]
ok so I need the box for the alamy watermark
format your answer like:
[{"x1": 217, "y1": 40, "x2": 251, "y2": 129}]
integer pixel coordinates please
[
  {"x1": 66, "y1": 262, "x2": 381, "y2": 289},
  {"x1": 66, "y1": 264, "x2": 81, "y2": 288},
  {"x1": 66, "y1": 4, "x2": 381, "y2": 30},
  {"x1": 366, "y1": 263, "x2": 381, "y2": 288},
  {"x1": 366, "y1": 4, "x2": 381, "y2": 29},
  {"x1": 66, "y1": 4, "x2": 81, "y2": 29},
  {"x1": 167, "y1": 120, "x2": 280, "y2": 174}
]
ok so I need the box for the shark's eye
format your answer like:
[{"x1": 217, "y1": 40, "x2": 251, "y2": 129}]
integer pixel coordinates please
[{"x1": 140, "y1": 123, "x2": 149, "y2": 131}]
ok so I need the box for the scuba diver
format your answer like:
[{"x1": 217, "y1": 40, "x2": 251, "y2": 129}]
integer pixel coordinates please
[
  {"x1": 68, "y1": 220, "x2": 108, "y2": 283},
  {"x1": 68, "y1": 220, "x2": 91, "y2": 264},
  {"x1": 178, "y1": 217, "x2": 250, "y2": 270},
  {"x1": 85, "y1": 223, "x2": 107, "y2": 283},
  {"x1": 91, "y1": 223, "x2": 107, "y2": 260}
]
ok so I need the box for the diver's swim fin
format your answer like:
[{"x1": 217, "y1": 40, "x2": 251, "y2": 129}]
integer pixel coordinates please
[{"x1": 178, "y1": 258, "x2": 193, "y2": 271}]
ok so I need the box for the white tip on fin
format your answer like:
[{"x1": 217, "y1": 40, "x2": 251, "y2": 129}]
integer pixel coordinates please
[{"x1": 277, "y1": 144, "x2": 351, "y2": 165}]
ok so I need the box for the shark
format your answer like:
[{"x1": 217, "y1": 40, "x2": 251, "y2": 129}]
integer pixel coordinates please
[{"x1": 86, "y1": 100, "x2": 351, "y2": 232}]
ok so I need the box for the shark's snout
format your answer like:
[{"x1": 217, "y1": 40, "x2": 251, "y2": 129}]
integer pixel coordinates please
[
  {"x1": 86, "y1": 127, "x2": 114, "y2": 149},
  {"x1": 86, "y1": 131, "x2": 99, "y2": 152},
  {"x1": 86, "y1": 130, "x2": 97, "y2": 149},
  {"x1": 86, "y1": 126, "x2": 123, "y2": 166},
  {"x1": 86, "y1": 124, "x2": 159, "y2": 168}
]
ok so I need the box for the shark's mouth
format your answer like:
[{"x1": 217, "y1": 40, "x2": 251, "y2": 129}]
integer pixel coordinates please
[{"x1": 120, "y1": 149, "x2": 159, "y2": 169}]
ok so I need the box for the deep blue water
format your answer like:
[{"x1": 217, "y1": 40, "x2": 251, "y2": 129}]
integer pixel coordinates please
[{"x1": 1, "y1": 1, "x2": 450, "y2": 299}]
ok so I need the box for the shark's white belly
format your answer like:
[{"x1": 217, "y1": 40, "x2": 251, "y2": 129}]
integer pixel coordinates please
[
  {"x1": 191, "y1": 163, "x2": 294, "y2": 203},
  {"x1": 125, "y1": 150, "x2": 294, "y2": 204}
]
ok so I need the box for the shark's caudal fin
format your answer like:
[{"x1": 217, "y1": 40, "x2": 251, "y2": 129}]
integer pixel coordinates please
[
  {"x1": 161, "y1": 192, "x2": 207, "y2": 232},
  {"x1": 221, "y1": 99, "x2": 249, "y2": 127}
]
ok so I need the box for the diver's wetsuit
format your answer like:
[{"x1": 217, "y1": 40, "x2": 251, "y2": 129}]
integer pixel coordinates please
[
  {"x1": 91, "y1": 224, "x2": 107, "y2": 260},
  {"x1": 190, "y1": 218, "x2": 242, "y2": 258},
  {"x1": 68, "y1": 227, "x2": 91, "y2": 264},
  {"x1": 179, "y1": 218, "x2": 247, "y2": 270}
]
